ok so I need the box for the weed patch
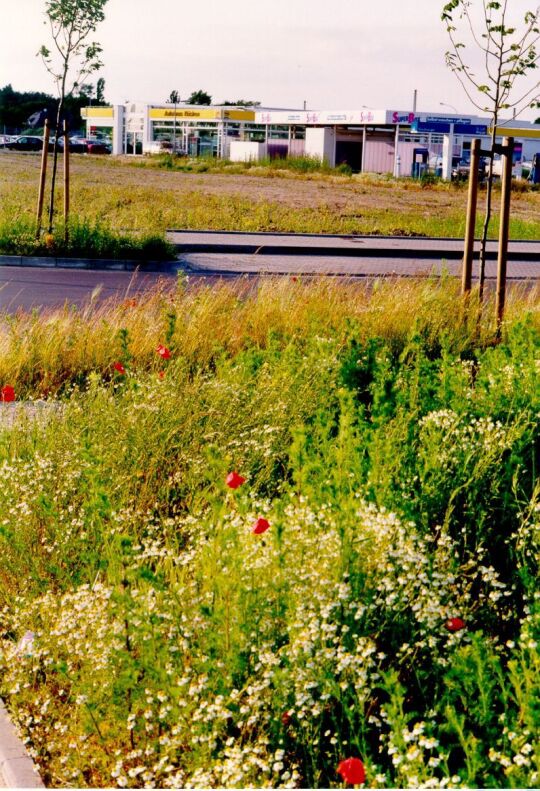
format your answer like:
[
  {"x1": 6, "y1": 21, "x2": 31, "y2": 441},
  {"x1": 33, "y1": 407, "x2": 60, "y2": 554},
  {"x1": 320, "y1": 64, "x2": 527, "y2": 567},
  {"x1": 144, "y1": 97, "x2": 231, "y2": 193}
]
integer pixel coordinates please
[{"x1": 0, "y1": 279, "x2": 538, "y2": 787}]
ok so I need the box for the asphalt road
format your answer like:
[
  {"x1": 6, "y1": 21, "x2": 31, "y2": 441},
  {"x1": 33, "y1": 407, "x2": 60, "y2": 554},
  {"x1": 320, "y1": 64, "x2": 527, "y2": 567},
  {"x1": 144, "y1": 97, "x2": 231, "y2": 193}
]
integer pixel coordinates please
[
  {"x1": 1, "y1": 231, "x2": 540, "y2": 313},
  {"x1": 0, "y1": 267, "x2": 178, "y2": 312}
]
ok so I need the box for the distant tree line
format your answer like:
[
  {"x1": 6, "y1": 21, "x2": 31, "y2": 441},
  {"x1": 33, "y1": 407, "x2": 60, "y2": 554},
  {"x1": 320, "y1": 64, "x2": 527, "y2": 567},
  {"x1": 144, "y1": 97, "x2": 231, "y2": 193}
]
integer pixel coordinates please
[{"x1": 0, "y1": 80, "x2": 107, "y2": 135}]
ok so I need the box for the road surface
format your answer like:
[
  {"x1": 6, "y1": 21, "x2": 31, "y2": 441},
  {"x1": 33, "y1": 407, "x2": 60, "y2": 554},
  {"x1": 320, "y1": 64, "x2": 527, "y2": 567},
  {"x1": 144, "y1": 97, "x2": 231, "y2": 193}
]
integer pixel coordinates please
[
  {"x1": 1, "y1": 228, "x2": 540, "y2": 312},
  {"x1": 0, "y1": 267, "x2": 177, "y2": 313}
]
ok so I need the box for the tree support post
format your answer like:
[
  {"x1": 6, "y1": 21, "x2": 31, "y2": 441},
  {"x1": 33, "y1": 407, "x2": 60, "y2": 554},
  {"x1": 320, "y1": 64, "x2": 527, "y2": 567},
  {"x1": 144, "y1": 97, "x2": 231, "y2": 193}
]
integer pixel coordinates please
[
  {"x1": 462, "y1": 138, "x2": 481, "y2": 295},
  {"x1": 63, "y1": 120, "x2": 70, "y2": 244},
  {"x1": 495, "y1": 137, "x2": 513, "y2": 337},
  {"x1": 36, "y1": 120, "x2": 50, "y2": 238}
]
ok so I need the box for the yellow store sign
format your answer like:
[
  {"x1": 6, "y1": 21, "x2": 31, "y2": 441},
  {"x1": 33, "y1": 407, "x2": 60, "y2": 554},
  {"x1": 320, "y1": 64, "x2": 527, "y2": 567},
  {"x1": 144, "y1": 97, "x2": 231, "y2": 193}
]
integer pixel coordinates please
[
  {"x1": 81, "y1": 107, "x2": 114, "y2": 118},
  {"x1": 149, "y1": 108, "x2": 255, "y2": 121},
  {"x1": 490, "y1": 126, "x2": 540, "y2": 139}
]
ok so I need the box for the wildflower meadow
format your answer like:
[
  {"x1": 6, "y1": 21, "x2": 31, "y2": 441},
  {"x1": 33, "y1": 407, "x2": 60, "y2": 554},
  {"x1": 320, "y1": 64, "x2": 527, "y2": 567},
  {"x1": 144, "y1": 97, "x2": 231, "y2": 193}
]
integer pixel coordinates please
[{"x1": 0, "y1": 276, "x2": 538, "y2": 788}]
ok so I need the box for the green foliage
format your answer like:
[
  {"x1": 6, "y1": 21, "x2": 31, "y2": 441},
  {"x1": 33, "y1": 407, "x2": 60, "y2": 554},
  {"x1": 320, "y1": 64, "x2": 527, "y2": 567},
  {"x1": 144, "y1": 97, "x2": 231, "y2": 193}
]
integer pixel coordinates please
[
  {"x1": 149, "y1": 153, "x2": 355, "y2": 177},
  {"x1": 441, "y1": 1, "x2": 540, "y2": 116},
  {"x1": 0, "y1": 83, "x2": 93, "y2": 135},
  {"x1": 40, "y1": 0, "x2": 109, "y2": 98},
  {"x1": 186, "y1": 89, "x2": 212, "y2": 105},
  {"x1": 0, "y1": 215, "x2": 174, "y2": 260},
  {"x1": 0, "y1": 282, "x2": 538, "y2": 786}
]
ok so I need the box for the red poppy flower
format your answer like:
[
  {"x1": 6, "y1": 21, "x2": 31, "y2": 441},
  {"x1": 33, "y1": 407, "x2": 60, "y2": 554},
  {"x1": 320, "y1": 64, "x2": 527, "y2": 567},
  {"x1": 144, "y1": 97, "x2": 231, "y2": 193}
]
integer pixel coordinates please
[
  {"x1": 445, "y1": 617, "x2": 466, "y2": 632},
  {"x1": 337, "y1": 757, "x2": 366, "y2": 786},
  {"x1": 226, "y1": 471, "x2": 246, "y2": 489},
  {"x1": 156, "y1": 344, "x2": 171, "y2": 360},
  {"x1": 158, "y1": 370, "x2": 166, "y2": 380},
  {"x1": 281, "y1": 710, "x2": 292, "y2": 727},
  {"x1": 252, "y1": 517, "x2": 270, "y2": 534},
  {"x1": 113, "y1": 362, "x2": 126, "y2": 375},
  {"x1": 0, "y1": 385, "x2": 15, "y2": 402}
]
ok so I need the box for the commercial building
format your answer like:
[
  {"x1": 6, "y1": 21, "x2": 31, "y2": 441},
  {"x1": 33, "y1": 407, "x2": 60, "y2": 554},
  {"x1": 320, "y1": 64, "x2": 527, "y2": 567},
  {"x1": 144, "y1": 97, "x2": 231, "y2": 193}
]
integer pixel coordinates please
[{"x1": 81, "y1": 103, "x2": 540, "y2": 178}]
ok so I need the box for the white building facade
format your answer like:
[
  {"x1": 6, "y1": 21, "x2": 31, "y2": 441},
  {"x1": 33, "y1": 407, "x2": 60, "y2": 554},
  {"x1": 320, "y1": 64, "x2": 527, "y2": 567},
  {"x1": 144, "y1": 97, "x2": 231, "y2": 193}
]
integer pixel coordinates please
[{"x1": 81, "y1": 104, "x2": 540, "y2": 177}]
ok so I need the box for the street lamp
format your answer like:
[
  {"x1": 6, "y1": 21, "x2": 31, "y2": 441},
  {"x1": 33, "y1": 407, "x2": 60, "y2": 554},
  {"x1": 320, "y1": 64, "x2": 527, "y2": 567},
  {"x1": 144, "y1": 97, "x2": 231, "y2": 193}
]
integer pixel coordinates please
[
  {"x1": 167, "y1": 90, "x2": 181, "y2": 153},
  {"x1": 440, "y1": 102, "x2": 458, "y2": 114}
]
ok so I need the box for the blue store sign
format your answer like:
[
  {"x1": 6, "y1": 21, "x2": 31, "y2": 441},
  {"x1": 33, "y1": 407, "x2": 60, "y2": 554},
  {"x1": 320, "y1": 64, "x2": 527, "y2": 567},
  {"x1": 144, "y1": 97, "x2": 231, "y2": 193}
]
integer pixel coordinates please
[{"x1": 411, "y1": 120, "x2": 488, "y2": 135}]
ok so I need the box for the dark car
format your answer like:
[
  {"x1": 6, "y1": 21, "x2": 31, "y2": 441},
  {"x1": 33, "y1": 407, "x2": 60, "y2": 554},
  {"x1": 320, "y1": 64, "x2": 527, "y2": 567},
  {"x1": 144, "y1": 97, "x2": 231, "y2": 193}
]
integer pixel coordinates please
[
  {"x1": 48, "y1": 137, "x2": 88, "y2": 153},
  {"x1": 78, "y1": 138, "x2": 111, "y2": 154},
  {"x1": 6, "y1": 135, "x2": 44, "y2": 151},
  {"x1": 86, "y1": 140, "x2": 111, "y2": 154},
  {"x1": 67, "y1": 138, "x2": 89, "y2": 153}
]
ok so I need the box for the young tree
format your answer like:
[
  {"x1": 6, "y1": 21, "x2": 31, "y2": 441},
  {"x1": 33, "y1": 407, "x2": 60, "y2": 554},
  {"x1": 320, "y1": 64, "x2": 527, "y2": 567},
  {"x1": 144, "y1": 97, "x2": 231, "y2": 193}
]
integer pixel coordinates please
[
  {"x1": 441, "y1": 1, "x2": 540, "y2": 302},
  {"x1": 39, "y1": 0, "x2": 109, "y2": 232}
]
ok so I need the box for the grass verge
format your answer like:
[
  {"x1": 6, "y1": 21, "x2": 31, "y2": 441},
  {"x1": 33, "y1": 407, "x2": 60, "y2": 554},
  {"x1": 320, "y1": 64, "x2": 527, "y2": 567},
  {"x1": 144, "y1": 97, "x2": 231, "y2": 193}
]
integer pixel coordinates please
[{"x1": 0, "y1": 216, "x2": 175, "y2": 260}]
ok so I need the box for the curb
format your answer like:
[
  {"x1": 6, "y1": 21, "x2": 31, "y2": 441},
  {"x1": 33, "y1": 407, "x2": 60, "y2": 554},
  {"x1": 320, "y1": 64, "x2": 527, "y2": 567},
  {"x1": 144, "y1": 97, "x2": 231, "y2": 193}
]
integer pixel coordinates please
[
  {"x1": 174, "y1": 245, "x2": 540, "y2": 261},
  {"x1": 0, "y1": 700, "x2": 44, "y2": 787},
  {"x1": 180, "y1": 263, "x2": 538, "y2": 281},
  {"x1": 0, "y1": 256, "x2": 178, "y2": 272},
  {"x1": 166, "y1": 231, "x2": 540, "y2": 261}
]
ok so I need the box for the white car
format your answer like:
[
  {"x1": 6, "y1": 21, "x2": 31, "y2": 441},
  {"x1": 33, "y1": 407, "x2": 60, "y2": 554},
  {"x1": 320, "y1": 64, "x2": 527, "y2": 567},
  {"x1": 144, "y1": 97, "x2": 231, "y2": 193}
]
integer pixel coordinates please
[{"x1": 491, "y1": 155, "x2": 523, "y2": 179}]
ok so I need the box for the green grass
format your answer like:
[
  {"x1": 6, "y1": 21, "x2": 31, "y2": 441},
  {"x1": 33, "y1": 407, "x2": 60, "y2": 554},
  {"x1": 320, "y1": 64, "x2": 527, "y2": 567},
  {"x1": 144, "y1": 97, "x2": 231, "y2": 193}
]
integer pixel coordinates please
[
  {"x1": 145, "y1": 153, "x2": 354, "y2": 176},
  {"x1": 2, "y1": 153, "x2": 540, "y2": 252},
  {"x1": 0, "y1": 216, "x2": 175, "y2": 259},
  {"x1": 0, "y1": 278, "x2": 538, "y2": 788}
]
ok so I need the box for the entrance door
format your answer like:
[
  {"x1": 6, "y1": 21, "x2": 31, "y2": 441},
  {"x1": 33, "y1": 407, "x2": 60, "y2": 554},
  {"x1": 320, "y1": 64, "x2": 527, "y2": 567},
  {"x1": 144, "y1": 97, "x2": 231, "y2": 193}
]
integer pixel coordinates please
[
  {"x1": 335, "y1": 141, "x2": 363, "y2": 171},
  {"x1": 126, "y1": 132, "x2": 143, "y2": 154}
]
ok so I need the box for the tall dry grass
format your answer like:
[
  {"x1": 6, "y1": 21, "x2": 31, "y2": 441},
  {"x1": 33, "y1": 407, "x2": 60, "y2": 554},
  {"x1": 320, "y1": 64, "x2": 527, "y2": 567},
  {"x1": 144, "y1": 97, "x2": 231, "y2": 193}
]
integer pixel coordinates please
[{"x1": 0, "y1": 276, "x2": 538, "y2": 396}]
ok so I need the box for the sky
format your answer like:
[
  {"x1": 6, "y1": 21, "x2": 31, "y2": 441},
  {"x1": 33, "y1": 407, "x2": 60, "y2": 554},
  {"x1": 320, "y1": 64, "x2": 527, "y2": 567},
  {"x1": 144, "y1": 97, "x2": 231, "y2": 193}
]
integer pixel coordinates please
[{"x1": 1, "y1": 0, "x2": 539, "y2": 119}]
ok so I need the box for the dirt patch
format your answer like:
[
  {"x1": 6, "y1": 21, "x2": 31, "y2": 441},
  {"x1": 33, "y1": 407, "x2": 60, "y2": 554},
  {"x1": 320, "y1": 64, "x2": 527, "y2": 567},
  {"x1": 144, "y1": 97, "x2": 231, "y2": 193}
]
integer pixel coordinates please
[{"x1": 2, "y1": 150, "x2": 540, "y2": 235}]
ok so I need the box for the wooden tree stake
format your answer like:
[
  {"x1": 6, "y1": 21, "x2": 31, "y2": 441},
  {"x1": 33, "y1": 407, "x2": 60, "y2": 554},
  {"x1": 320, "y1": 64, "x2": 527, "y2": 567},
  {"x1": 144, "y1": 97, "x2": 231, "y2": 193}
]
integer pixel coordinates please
[
  {"x1": 36, "y1": 119, "x2": 50, "y2": 238},
  {"x1": 495, "y1": 137, "x2": 514, "y2": 336},
  {"x1": 63, "y1": 120, "x2": 70, "y2": 244},
  {"x1": 462, "y1": 138, "x2": 480, "y2": 295}
]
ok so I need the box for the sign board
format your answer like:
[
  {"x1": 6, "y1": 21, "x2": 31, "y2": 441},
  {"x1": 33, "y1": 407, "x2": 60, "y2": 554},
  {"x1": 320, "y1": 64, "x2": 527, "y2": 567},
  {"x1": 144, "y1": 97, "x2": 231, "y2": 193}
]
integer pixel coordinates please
[
  {"x1": 256, "y1": 109, "x2": 387, "y2": 125},
  {"x1": 412, "y1": 119, "x2": 487, "y2": 135},
  {"x1": 490, "y1": 126, "x2": 540, "y2": 139},
  {"x1": 386, "y1": 111, "x2": 416, "y2": 124},
  {"x1": 423, "y1": 116, "x2": 472, "y2": 125},
  {"x1": 149, "y1": 108, "x2": 255, "y2": 121},
  {"x1": 82, "y1": 107, "x2": 114, "y2": 119}
]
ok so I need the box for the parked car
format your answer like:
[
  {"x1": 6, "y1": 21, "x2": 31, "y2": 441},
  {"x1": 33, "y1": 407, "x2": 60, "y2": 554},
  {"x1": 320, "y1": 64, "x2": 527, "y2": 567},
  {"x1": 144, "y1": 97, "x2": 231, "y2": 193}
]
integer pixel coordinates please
[
  {"x1": 491, "y1": 155, "x2": 523, "y2": 179},
  {"x1": 48, "y1": 137, "x2": 88, "y2": 153},
  {"x1": 451, "y1": 156, "x2": 487, "y2": 182},
  {"x1": 6, "y1": 135, "x2": 44, "y2": 151},
  {"x1": 82, "y1": 138, "x2": 111, "y2": 154}
]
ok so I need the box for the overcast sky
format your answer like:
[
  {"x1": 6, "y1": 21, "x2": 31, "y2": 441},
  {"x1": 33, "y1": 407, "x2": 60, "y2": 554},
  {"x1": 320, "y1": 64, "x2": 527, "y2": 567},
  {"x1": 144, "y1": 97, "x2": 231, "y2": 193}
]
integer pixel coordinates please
[{"x1": 1, "y1": 0, "x2": 539, "y2": 119}]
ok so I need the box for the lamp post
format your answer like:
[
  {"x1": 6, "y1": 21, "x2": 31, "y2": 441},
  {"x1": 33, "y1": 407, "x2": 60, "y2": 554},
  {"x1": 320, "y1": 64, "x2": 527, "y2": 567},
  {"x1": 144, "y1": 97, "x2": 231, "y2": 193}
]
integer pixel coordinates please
[
  {"x1": 440, "y1": 103, "x2": 459, "y2": 181},
  {"x1": 439, "y1": 102, "x2": 458, "y2": 114},
  {"x1": 167, "y1": 90, "x2": 181, "y2": 153},
  {"x1": 361, "y1": 107, "x2": 373, "y2": 173}
]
